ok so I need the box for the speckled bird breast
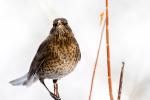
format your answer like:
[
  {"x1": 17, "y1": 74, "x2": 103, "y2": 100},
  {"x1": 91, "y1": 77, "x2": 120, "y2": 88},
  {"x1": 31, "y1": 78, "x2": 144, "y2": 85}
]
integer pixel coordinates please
[{"x1": 37, "y1": 34, "x2": 81, "y2": 79}]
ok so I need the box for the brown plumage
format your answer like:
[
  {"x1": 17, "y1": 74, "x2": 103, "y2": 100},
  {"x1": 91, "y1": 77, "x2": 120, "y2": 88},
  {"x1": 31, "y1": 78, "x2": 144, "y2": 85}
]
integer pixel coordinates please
[{"x1": 10, "y1": 18, "x2": 81, "y2": 100}]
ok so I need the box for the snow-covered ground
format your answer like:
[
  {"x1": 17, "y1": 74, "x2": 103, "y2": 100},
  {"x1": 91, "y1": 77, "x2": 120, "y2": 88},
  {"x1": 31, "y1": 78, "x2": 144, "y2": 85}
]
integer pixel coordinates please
[{"x1": 0, "y1": 0, "x2": 150, "y2": 100}]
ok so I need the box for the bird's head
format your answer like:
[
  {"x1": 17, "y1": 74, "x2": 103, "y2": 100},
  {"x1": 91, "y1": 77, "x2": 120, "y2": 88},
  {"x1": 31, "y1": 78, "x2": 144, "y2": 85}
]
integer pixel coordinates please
[{"x1": 50, "y1": 18, "x2": 72, "y2": 35}]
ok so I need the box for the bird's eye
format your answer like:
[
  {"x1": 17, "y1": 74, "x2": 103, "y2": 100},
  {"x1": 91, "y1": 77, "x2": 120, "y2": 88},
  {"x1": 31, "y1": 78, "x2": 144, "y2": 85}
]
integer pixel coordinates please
[
  {"x1": 64, "y1": 22, "x2": 68, "y2": 25},
  {"x1": 53, "y1": 23, "x2": 57, "y2": 26}
]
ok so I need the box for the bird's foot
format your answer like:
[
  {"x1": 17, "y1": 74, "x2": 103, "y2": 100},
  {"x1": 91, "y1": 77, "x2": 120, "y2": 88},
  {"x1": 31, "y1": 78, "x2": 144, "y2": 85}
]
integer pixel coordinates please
[{"x1": 50, "y1": 92, "x2": 61, "y2": 100}]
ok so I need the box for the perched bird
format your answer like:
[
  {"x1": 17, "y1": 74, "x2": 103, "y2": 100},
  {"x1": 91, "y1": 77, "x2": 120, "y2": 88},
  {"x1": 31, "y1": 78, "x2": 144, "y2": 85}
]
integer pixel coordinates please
[{"x1": 10, "y1": 18, "x2": 81, "y2": 100}]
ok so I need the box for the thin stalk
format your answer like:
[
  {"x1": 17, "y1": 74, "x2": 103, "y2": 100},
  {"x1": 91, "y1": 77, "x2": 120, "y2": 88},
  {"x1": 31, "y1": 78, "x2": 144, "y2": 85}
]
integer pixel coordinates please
[
  {"x1": 117, "y1": 62, "x2": 125, "y2": 100},
  {"x1": 88, "y1": 18, "x2": 106, "y2": 100},
  {"x1": 105, "y1": 0, "x2": 114, "y2": 100}
]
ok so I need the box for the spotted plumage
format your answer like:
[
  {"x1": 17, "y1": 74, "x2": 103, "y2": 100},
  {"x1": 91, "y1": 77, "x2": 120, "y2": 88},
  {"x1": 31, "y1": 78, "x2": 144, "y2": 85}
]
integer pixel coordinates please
[{"x1": 10, "y1": 18, "x2": 81, "y2": 100}]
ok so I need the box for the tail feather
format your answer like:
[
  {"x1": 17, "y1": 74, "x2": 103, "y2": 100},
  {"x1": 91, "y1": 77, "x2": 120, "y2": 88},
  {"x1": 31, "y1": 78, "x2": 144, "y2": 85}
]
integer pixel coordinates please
[
  {"x1": 9, "y1": 73, "x2": 28, "y2": 86},
  {"x1": 9, "y1": 73, "x2": 37, "y2": 86}
]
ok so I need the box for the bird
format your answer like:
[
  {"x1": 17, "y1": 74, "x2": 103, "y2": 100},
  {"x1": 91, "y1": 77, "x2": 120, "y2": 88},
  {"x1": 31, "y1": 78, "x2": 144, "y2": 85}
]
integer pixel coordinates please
[{"x1": 9, "y1": 18, "x2": 81, "y2": 100}]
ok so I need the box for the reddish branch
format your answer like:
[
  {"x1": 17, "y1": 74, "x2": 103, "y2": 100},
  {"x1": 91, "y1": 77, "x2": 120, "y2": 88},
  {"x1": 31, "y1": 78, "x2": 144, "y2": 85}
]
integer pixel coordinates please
[
  {"x1": 88, "y1": 18, "x2": 106, "y2": 100},
  {"x1": 105, "y1": 0, "x2": 114, "y2": 100}
]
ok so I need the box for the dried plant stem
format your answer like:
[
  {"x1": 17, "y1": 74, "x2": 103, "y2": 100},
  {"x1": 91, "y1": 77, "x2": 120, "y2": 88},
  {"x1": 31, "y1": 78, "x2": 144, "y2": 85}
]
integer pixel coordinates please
[
  {"x1": 117, "y1": 62, "x2": 125, "y2": 100},
  {"x1": 105, "y1": 0, "x2": 114, "y2": 100},
  {"x1": 88, "y1": 18, "x2": 106, "y2": 100}
]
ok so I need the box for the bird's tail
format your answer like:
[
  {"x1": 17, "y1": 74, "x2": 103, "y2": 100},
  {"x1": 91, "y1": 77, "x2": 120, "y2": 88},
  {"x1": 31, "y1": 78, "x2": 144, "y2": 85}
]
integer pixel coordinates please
[{"x1": 9, "y1": 73, "x2": 37, "y2": 86}]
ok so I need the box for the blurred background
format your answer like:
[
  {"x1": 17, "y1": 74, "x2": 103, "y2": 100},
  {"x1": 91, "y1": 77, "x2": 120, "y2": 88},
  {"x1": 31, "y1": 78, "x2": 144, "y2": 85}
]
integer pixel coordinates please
[{"x1": 0, "y1": 0, "x2": 150, "y2": 100}]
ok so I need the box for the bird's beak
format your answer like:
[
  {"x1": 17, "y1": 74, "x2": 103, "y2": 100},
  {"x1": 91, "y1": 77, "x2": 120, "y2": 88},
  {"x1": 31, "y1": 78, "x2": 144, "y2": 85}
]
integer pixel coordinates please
[
  {"x1": 57, "y1": 20, "x2": 64, "y2": 31},
  {"x1": 58, "y1": 20, "x2": 62, "y2": 26},
  {"x1": 57, "y1": 20, "x2": 65, "y2": 33}
]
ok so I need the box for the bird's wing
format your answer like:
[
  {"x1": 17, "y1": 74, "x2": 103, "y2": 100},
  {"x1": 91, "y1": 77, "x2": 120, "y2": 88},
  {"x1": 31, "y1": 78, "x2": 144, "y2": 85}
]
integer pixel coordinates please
[{"x1": 27, "y1": 39, "x2": 49, "y2": 80}]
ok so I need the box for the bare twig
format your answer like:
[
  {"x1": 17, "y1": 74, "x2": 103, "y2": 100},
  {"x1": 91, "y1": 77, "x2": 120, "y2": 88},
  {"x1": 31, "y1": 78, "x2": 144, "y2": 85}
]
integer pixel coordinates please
[
  {"x1": 117, "y1": 62, "x2": 125, "y2": 100},
  {"x1": 88, "y1": 17, "x2": 106, "y2": 100},
  {"x1": 105, "y1": 0, "x2": 114, "y2": 100},
  {"x1": 89, "y1": 18, "x2": 106, "y2": 100}
]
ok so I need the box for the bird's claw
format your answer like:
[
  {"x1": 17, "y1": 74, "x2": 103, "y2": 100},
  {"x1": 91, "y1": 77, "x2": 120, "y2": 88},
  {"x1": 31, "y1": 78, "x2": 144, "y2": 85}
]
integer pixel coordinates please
[{"x1": 50, "y1": 92, "x2": 61, "y2": 100}]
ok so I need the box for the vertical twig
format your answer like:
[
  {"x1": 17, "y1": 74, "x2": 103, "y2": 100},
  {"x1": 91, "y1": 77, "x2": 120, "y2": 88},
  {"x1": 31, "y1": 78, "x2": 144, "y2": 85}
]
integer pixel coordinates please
[
  {"x1": 117, "y1": 62, "x2": 125, "y2": 100},
  {"x1": 88, "y1": 17, "x2": 106, "y2": 100},
  {"x1": 105, "y1": 0, "x2": 114, "y2": 100}
]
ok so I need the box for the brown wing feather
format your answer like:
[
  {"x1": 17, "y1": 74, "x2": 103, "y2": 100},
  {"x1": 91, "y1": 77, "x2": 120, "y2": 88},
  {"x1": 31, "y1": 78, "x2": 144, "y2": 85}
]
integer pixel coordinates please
[{"x1": 27, "y1": 39, "x2": 49, "y2": 80}]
